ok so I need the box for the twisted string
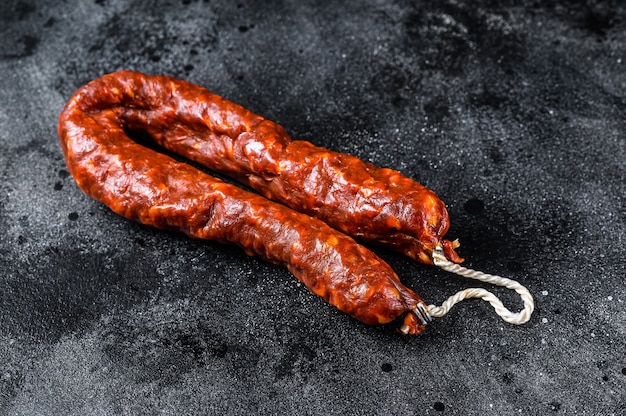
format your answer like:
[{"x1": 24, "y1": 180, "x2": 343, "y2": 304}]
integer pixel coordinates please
[{"x1": 426, "y1": 246, "x2": 534, "y2": 325}]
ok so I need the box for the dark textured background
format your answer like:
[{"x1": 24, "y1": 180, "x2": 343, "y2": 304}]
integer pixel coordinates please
[{"x1": 1, "y1": 0, "x2": 625, "y2": 414}]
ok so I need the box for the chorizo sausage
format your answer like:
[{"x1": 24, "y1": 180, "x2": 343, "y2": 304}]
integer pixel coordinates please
[
  {"x1": 58, "y1": 83, "x2": 431, "y2": 334},
  {"x1": 67, "y1": 70, "x2": 462, "y2": 265}
]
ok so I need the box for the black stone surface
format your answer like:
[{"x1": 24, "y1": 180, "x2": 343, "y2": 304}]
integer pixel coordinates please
[{"x1": 1, "y1": 0, "x2": 625, "y2": 414}]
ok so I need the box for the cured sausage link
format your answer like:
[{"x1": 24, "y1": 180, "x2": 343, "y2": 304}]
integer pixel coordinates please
[
  {"x1": 58, "y1": 90, "x2": 430, "y2": 334},
  {"x1": 71, "y1": 70, "x2": 462, "y2": 265}
]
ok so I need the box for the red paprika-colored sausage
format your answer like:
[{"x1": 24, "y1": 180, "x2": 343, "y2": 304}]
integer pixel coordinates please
[
  {"x1": 58, "y1": 79, "x2": 431, "y2": 334},
  {"x1": 69, "y1": 70, "x2": 462, "y2": 265}
]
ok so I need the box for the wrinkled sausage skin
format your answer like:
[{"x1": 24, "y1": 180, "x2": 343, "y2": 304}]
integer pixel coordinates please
[
  {"x1": 58, "y1": 86, "x2": 429, "y2": 333},
  {"x1": 69, "y1": 70, "x2": 462, "y2": 264}
]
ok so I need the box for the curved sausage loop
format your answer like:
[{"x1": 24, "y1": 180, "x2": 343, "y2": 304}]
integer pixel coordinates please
[
  {"x1": 58, "y1": 77, "x2": 435, "y2": 335},
  {"x1": 58, "y1": 71, "x2": 534, "y2": 335}
]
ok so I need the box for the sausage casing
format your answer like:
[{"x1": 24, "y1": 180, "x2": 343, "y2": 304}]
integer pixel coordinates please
[{"x1": 58, "y1": 82, "x2": 430, "y2": 334}]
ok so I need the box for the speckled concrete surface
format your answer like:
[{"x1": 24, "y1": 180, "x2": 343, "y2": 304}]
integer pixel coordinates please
[{"x1": 1, "y1": 0, "x2": 625, "y2": 415}]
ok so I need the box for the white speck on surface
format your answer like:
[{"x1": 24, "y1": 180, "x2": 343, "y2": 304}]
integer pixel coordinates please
[
  {"x1": 607, "y1": 296, "x2": 613, "y2": 301},
  {"x1": 541, "y1": 290, "x2": 548, "y2": 296},
  {"x1": 542, "y1": 318, "x2": 548, "y2": 323}
]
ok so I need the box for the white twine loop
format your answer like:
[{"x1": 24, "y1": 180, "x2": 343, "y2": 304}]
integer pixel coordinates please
[{"x1": 426, "y1": 246, "x2": 534, "y2": 325}]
